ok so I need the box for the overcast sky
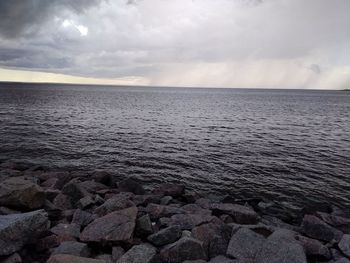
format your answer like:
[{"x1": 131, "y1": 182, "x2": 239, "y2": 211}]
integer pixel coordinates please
[{"x1": 0, "y1": 0, "x2": 349, "y2": 89}]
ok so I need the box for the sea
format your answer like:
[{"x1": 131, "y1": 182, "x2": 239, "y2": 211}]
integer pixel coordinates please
[{"x1": 0, "y1": 82, "x2": 349, "y2": 208}]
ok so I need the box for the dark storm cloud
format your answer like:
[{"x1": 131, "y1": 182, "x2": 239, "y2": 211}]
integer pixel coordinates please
[{"x1": 0, "y1": 0, "x2": 103, "y2": 38}]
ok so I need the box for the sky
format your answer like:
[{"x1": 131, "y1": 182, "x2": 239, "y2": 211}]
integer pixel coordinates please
[{"x1": 0, "y1": 0, "x2": 349, "y2": 89}]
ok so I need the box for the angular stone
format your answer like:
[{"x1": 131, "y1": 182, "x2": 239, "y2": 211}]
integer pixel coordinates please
[
  {"x1": 77, "y1": 196, "x2": 95, "y2": 209},
  {"x1": 296, "y1": 235, "x2": 330, "y2": 259},
  {"x1": 50, "y1": 223, "x2": 80, "y2": 239},
  {"x1": 132, "y1": 194, "x2": 162, "y2": 206},
  {"x1": 36, "y1": 234, "x2": 60, "y2": 251},
  {"x1": 116, "y1": 243, "x2": 156, "y2": 263},
  {"x1": 71, "y1": 209, "x2": 94, "y2": 227},
  {"x1": 95, "y1": 254, "x2": 113, "y2": 263},
  {"x1": 94, "y1": 193, "x2": 135, "y2": 217},
  {"x1": 146, "y1": 204, "x2": 185, "y2": 220},
  {"x1": 112, "y1": 247, "x2": 125, "y2": 262},
  {"x1": 167, "y1": 214, "x2": 217, "y2": 230},
  {"x1": 339, "y1": 234, "x2": 350, "y2": 258},
  {"x1": 136, "y1": 214, "x2": 154, "y2": 236},
  {"x1": 210, "y1": 203, "x2": 258, "y2": 224},
  {"x1": 227, "y1": 227, "x2": 265, "y2": 260},
  {"x1": 182, "y1": 204, "x2": 212, "y2": 216},
  {"x1": 183, "y1": 260, "x2": 207, "y2": 263},
  {"x1": 0, "y1": 252, "x2": 22, "y2": 263},
  {"x1": 46, "y1": 254, "x2": 105, "y2": 263},
  {"x1": 160, "y1": 237, "x2": 207, "y2": 263},
  {"x1": 0, "y1": 177, "x2": 45, "y2": 210},
  {"x1": 80, "y1": 207, "x2": 138, "y2": 242},
  {"x1": 255, "y1": 229, "x2": 307, "y2": 263},
  {"x1": 209, "y1": 255, "x2": 235, "y2": 263},
  {"x1": 52, "y1": 241, "x2": 90, "y2": 257},
  {"x1": 148, "y1": 226, "x2": 182, "y2": 246},
  {"x1": 91, "y1": 170, "x2": 113, "y2": 186},
  {"x1": 0, "y1": 210, "x2": 49, "y2": 256},
  {"x1": 316, "y1": 212, "x2": 350, "y2": 234},
  {"x1": 53, "y1": 194, "x2": 72, "y2": 211},
  {"x1": 153, "y1": 184, "x2": 185, "y2": 197},
  {"x1": 161, "y1": 196, "x2": 173, "y2": 205},
  {"x1": 62, "y1": 179, "x2": 90, "y2": 206},
  {"x1": 301, "y1": 215, "x2": 343, "y2": 242},
  {"x1": 118, "y1": 178, "x2": 145, "y2": 195},
  {"x1": 78, "y1": 181, "x2": 108, "y2": 193}
]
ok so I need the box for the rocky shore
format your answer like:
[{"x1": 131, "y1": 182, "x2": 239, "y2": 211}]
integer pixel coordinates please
[{"x1": 0, "y1": 161, "x2": 350, "y2": 263}]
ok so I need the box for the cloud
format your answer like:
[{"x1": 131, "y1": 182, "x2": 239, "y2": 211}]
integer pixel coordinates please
[{"x1": 0, "y1": 0, "x2": 349, "y2": 89}]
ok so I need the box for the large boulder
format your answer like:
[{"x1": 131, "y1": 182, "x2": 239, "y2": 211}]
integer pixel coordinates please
[
  {"x1": 50, "y1": 223, "x2": 81, "y2": 241},
  {"x1": 301, "y1": 215, "x2": 343, "y2": 242},
  {"x1": 80, "y1": 207, "x2": 138, "y2": 243},
  {"x1": 160, "y1": 237, "x2": 207, "y2": 263},
  {"x1": 210, "y1": 203, "x2": 258, "y2": 224},
  {"x1": 226, "y1": 227, "x2": 265, "y2": 260},
  {"x1": 135, "y1": 214, "x2": 154, "y2": 236},
  {"x1": 0, "y1": 177, "x2": 45, "y2": 210},
  {"x1": 0, "y1": 210, "x2": 49, "y2": 256},
  {"x1": 316, "y1": 212, "x2": 350, "y2": 234},
  {"x1": 116, "y1": 243, "x2": 156, "y2": 263},
  {"x1": 61, "y1": 179, "x2": 90, "y2": 206},
  {"x1": 255, "y1": 229, "x2": 307, "y2": 263},
  {"x1": 94, "y1": 193, "x2": 135, "y2": 217},
  {"x1": 46, "y1": 254, "x2": 105, "y2": 263},
  {"x1": 339, "y1": 234, "x2": 350, "y2": 258},
  {"x1": 296, "y1": 235, "x2": 330, "y2": 259},
  {"x1": 148, "y1": 226, "x2": 182, "y2": 246}
]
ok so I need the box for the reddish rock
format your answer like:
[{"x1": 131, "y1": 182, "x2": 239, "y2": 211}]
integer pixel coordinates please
[
  {"x1": 94, "y1": 193, "x2": 134, "y2": 217},
  {"x1": 210, "y1": 203, "x2": 258, "y2": 224},
  {"x1": 80, "y1": 207, "x2": 138, "y2": 243},
  {"x1": 296, "y1": 235, "x2": 330, "y2": 259},
  {"x1": 36, "y1": 235, "x2": 60, "y2": 251},
  {"x1": 71, "y1": 209, "x2": 95, "y2": 227},
  {"x1": 53, "y1": 194, "x2": 72, "y2": 211},
  {"x1": 145, "y1": 204, "x2": 185, "y2": 220},
  {"x1": 152, "y1": 184, "x2": 185, "y2": 197},
  {"x1": 50, "y1": 223, "x2": 80, "y2": 241}
]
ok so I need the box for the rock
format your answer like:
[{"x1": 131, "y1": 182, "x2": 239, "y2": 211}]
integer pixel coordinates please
[
  {"x1": 183, "y1": 261, "x2": 207, "y2": 263},
  {"x1": 116, "y1": 243, "x2": 156, "y2": 263},
  {"x1": 160, "y1": 237, "x2": 207, "y2": 263},
  {"x1": 53, "y1": 194, "x2": 72, "y2": 211},
  {"x1": 0, "y1": 253, "x2": 22, "y2": 263},
  {"x1": 95, "y1": 254, "x2": 113, "y2": 263},
  {"x1": 41, "y1": 177, "x2": 59, "y2": 188},
  {"x1": 339, "y1": 234, "x2": 350, "y2": 258},
  {"x1": 78, "y1": 181, "x2": 108, "y2": 193},
  {"x1": 182, "y1": 204, "x2": 212, "y2": 216},
  {"x1": 46, "y1": 254, "x2": 105, "y2": 263},
  {"x1": 166, "y1": 214, "x2": 217, "y2": 230},
  {"x1": 333, "y1": 258, "x2": 350, "y2": 263},
  {"x1": 136, "y1": 214, "x2": 154, "y2": 236},
  {"x1": 191, "y1": 223, "x2": 232, "y2": 258},
  {"x1": 71, "y1": 209, "x2": 95, "y2": 227},
  {"x1": 36, "y1": 235, "x2": 60, "y2": 251},
  {"x1": 132, "y1": 194, "x2": 162, "y2": 206},
  {"x1": 260, "y1": 215, "x2": 299, "y2": 232},
  {"x1": 50, "y1": 223, "x2": 80, "y2": 240},
  {"x1": 118, "y1": 178, "x2": 145, "y2": 195},
  {"x1": 112, "y1": 247, "x2": 125, "y2": 262},
  {"x1": 255, "y1": 229, "x2": 307, "y2": 263},
  {"x1": 301, "y1": 215, "x2": 343, "y2": 242},
  {"x1": 316, "y1": 212, "x2": 350, "y2": 234},
  {"x1": 91, "y1": 170, "x2": 113, "y2": 186},
  {"x1": 148, "y1": 225, "x2": 182, "y2": 246},
  {"x1": 0, "y1": 207, "x2": 19, "y2": 215},
  {"x1": 145, "y1": 204, "x2": 185, "y2": 220},
  {"x1": 0, "y1": 210, "x2": 49, "y2": 256},
  {"x1": 209, "y1": 255, "x2": 235, "y2": 263},
  {"x1": 62, "y1": 179, "x2": 90, "y2": 206},
  {"x1": 0, "y1": 177, "x2": 45, "y2": 210},
  {"x1": 182, "y1": 230, "x2": 192, "y2": 238},
  {"x1": 295, "y1": 235, "x2": 330, "y2": 259},
  {"x1": 161, "y1": 196, "x2": 173, "y2": 205},
  {"x1": 44, "y1": 189, "x2": 61, "y2": 202},
  {"x1": 153, "y1": 184, "x2": 185, "y2": 197},
  {"x1": 80, "y1": 207, "x2": 138, "y2": 243},
  {"x1": 77, "y1": 196, "x2": 95, "y2": 209},
  {"x1": 226, "y1": 227, "x2": 265, "y2": 260},
  {"x1": 52, "y1": 241, "x2": 90, "y2": 257},
  {"x1": 94, "y1": 193, "x2": 135, "y2": 217},
  {"x1": 210, "y1": 203, "x2": 258, "y2": 224}
]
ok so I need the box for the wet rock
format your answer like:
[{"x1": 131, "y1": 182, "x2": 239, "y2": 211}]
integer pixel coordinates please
[
  {"x1": 339, "y1": 234, "x2": 350, "y2": 258},
  {"x1": 71, "y1": 209, "x2": 95, "y2": 227},
  {"x1": 192, "y1": 223, "x2": 232, "y2": 257},
  {"x1": 46, "y1": 254, "x2": 105, "y2": 263},
  {"x1": 52, "y1": 241, "x2": 90, "y2": 257},
  {"x1": 0, "y1": 253, "x2": 22, "y2": 263},
  {"x1": 136, "y1": 214, "x2": 154, "y2": 236},
  {"x1": 0, "y1": 177, "x2": 45, "y2": 210},
  {"x1": 301, "y1": 215, "x2": 343, "y2": 242},
  {"x1": 36, "y1": 235, "x2": 60, "y2": 252},
  {"x1": 295, "y1": 235, "x2": 330, "y2": 259},
  {"x1": 0, "y1": 210, "x2": 49, "y2": 256},
  {"x1": 112, "y1": 247, "x2": 125, "y2": 262},
  {"x1": 195, "y1": 198, "x2": 216, "y2": 209},
  {"x1": 118, "y1": 178, "x2": 145, "y2": 195},
  {"x1": 160, "y1": 237, "x2": 207, "y2": 263},
  {"x1": 166, "y1": 214, "x2": 217, "y2": 230},
  {"x1": 116, "y1": 243, "x2": 156, "y2": 263},
  {"x1": 148, "y1": 225, "x2": 182, "y2": 246},
  {"x1": 226, "y1": 227, "x2": 265, "y2": 260},
  {"x1": 152, "y1": 184, "x2": 185, "y2": 197},
  {"x1": 316, "y1": 212, "x2": 350, "y2": 234},
  {"x1": 210, "y1": 203, "x2": 258, "y2": 224},
  {"x1": 94, "y1": 193, "x2": 135, "y2": 217},
  {"x1": 80, "y1": 207, "x2": 138, "y2": 243},
  {"x1": 145, "y1": 204, "x2": 185, "y2": 220},
  {"x1": 255, "y1": 229, "x2": 307, "y2": 263},
  {"x1": 91, "y1": 170, "x2": 113, "y2": 186}
]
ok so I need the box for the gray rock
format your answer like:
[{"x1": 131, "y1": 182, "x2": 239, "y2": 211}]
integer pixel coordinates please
[
  {"x1": 182, "y1": 204, "x2": 212, "y2": 216},
  {"x1": 210, "y1": 203, "x2": 258, "y2": 224},
  {"x1": 316, "y1": 212, "x2": 350, "y2": 234},
  {"x1": 0, "y1": 210, "x2": 49, "y2": 256},
  {"x1": 62, "y1": 179, "x2": 90, "y2": 206},
  {"x1": 161, "y1": 196, "x2": 173, "y2": 205},
  {"x1": 116, "y1": 243, "x2": 156, "y2": 263},
  {"x1": 0, "y1": 253, "x2": 22, "y2": 263},
  {"x1": 255, "y1": 229, "x2": 307, "y2": 263},
  {"x1": 52, "y1": 241, "x2": 90, "y2": 257},
  {"x1": 339, "y1": 234, "x2": 350, "y2": 258},
  {"x1": 183, "y1": 260, "x2": 207, "y2": 263},
  {"x1": 77, "y1": 196, "x2": 95, "y2": 209},
  {"x1": 118, "y1": 178, "x2": 145, "y2": 195},
  {"x1": 209, "y1": 256, "x2": 235, "y2": 263},
  {"x1": 296, "y1": 235, "x2": 330, "y2": 259},
  {"x1": 301, "y1": 215, "x2": 343, "y2": 242},
  {"x1": 0, "y1": 177, "x2": 45, "y2": 210},
  {"x1": 136, "y1": 214, "x2": 154, "y2": 236},
  {"x1": 153, "y1": 184, "x2": 185, "y2": 197},
  {"x1": 148, "y1": 225, "x2": 182, "y2": 246},
  {"x1": 226, "y1": 227, "x2": 265, "y2": 260},
  {"x1": 71, "y1": 209, "x2": 94, "y2": 227},
  {"x1": 112, "y1": 247, "x2": 125, "y2": 262},
  {"x1": 95, "y1": 254, "x2": 113, "y2": 263},
  {"x1": 50, "y1": 223, "x2": 80, "y2": 239},
  {"x1": 53, "y1": 194, "x2": 72, "y2": 211},
  {"x1": 145, "y1": 204, "x2": 185, "y2": 220},
  {"x1": 46, "y1": 254, "x2": 105, "y2": 263},
  {"x1": 160, "y1": 237, "x2": 207, "y2": 263},
  {"x1": 167, "y1": 214, "x2": 217, "y2": 230},
  {"x1": 80, "y1": 207, "x2": 138, "y2": 242},
  {"x1": 94, "y1": 193, "x2": 135, "y2": 217}
]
